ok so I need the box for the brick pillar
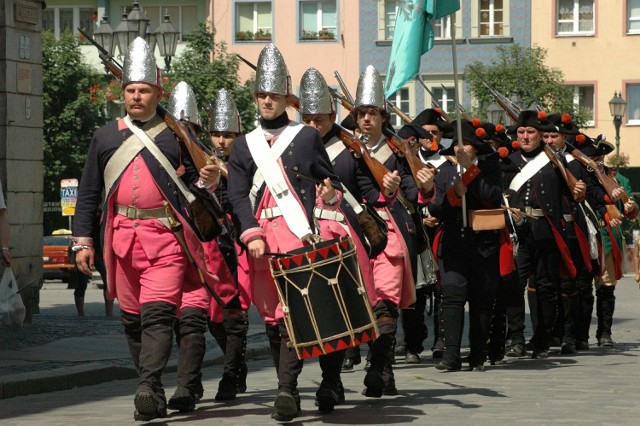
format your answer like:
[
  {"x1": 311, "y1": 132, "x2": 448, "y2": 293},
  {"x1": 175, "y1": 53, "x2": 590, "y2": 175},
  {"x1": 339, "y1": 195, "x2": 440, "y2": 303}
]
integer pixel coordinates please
[{"x1": 0, "y1": 0, "x2": 45, "y2": 322}]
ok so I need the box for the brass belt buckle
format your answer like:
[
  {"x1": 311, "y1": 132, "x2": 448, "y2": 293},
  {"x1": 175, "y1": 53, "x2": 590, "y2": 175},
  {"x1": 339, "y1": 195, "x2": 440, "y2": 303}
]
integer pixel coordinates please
[{"x1": 125, "y1": 205, "x2": 137, "y2": 219}]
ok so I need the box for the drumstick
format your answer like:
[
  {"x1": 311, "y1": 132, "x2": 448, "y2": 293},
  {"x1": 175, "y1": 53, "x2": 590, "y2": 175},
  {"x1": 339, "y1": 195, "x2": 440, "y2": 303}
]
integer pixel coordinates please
[{"x1": 263, "y1": 252, "x2": 290, "y2": 258}]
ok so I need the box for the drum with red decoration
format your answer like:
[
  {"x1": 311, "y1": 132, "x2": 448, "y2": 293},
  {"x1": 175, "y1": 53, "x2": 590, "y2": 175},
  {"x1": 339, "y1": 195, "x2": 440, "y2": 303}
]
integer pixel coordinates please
[{"x1": 270, "y1": 236, "x2": 378, "y2": 360}]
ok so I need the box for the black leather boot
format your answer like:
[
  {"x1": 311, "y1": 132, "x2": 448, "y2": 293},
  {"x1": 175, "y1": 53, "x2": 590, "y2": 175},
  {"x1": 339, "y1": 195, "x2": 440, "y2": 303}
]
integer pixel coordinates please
[
  {"x1": 596, "y1": 286, "x2": 615, "y2": 347},
  {"x1": 134, "y1": 302, "x2": 176, "y2": 421},
  {"x1": 435, "y1": 286, "x2": 465, "y2": 371},
  {"x1": 364, "y1": 313, "x2": 397, "y2": 397},
  {"x1": 121, "y1": 311, "x2": 142, "y2": 373},
  {"x1": 168, "y1": 307, "x2": 208, "y2": 412},
  {"x1": 272, "y1": 322, "x2": 303, "y2": 422},
  {"x1": 215, "y1": 309, "x2": 249, "y2": 401},
  {"x1": 316, "y1": 350, "x2": 344, "y2": 413},
  {"x1": 265, "y1": 322, "x2": 281, "y2": 372},
  {"x1": 560, "y1": 281, "x2": 579, "y2": 354}
]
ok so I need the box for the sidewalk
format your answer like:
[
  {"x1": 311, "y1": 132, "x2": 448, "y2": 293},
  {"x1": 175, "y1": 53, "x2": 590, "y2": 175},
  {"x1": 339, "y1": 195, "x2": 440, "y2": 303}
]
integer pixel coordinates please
[{"x1": 0, "y1": 280, "x2": 270, "y2": 399}]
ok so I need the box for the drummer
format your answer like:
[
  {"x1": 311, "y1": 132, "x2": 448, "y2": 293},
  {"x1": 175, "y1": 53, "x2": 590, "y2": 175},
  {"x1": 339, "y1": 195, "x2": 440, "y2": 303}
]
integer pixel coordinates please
[
  {"x1": 226, "y1": 44, "x2": 345, "y2": 422},
  {"x1": 298, "y1": 67, "x2": 381, "y2": 411}
]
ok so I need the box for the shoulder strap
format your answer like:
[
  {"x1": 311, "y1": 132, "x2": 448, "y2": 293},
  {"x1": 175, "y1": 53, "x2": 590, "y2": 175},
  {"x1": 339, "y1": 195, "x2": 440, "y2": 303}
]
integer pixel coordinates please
[
  {"x1": 123, "y1": 115, "x2": 195, "y2": 203},
  {"x1": 509, "y1": 151, "x2": 550, "y2": 193}
]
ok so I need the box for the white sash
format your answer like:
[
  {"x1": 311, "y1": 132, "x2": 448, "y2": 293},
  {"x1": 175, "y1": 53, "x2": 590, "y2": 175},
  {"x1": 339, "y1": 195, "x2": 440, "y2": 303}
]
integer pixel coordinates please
[
  {"x1": 563, "y1": 151, "x2": 575, "y2": 163},
  {"x1": 246, "y1": 123, "x2": 313, "y2": 241},
  {"x1": 325, "y1": 137, "x2": 363, "y2": 214},
  {"x1": 509, "y1": 151, "x2": 550, "y2": 193}
]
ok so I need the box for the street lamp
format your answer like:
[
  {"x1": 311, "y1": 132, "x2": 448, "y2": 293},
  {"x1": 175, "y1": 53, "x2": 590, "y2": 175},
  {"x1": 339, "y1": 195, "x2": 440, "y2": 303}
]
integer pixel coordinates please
[
  {"x1": 509, "y1": 91, "x2": 524, "y2": 111},
  {"x1": 608, "y1": 91, "x2": 628, "y2": 156},
  {"x1": 154, "y1": 10, "x2": 180, "y2": 71},
  {"x1": 93, "y1": 15, "x2": 115, "y2": 56},
  {"x1": 113, "y1": 1, "x2": 149, "y2": 57},
  {"x1": 486, "y1": 101, "x2": 504, "y2": 124}
]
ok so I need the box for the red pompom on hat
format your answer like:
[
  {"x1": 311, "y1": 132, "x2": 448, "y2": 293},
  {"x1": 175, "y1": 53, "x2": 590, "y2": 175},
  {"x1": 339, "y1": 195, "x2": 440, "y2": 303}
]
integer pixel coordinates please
[
  {"x1": 430, "y1": 141, "x2": 439, "y2": 151},
  {"x1": 475, "y1": 127, "x2": 487, "y2": 139},
  {"x1": 512, "y1": 140, "x2": 521, "y2": 150},
  {"x1": 537, "y1": 111, "x2": 547, "y2": 121},
  {"x1": 471, "y1": 118, "x2": 482, "y2": 128},
  {"x1": 496, "y1": 124, "x2": 505, "y2": 133},
  {"x1": 498, "y1": 147, "x2": 509, "y2": 158},
  {"x1": 561, "y1": 113, "x2": 571, "y2": 124},
  {"x1": 575, "y1": 134, "x2": 586, "y2": 144}
]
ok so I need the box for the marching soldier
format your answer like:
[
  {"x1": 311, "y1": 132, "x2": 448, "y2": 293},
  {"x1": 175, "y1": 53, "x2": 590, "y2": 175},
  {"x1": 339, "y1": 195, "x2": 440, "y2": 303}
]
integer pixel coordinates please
[
  {"x1": 351, "y1": 66, "x2": 434, "y2": 396},
  {"x1": 72, "y1": 38, "x2": 232, "y2": 421},
  {"x1": 428, "y1": 120, "x2": 504, "y2": 371},
  {"x1": 226, "y1": 44, "x2": 345, "y2": 421},
  {"x1": 206, "y1": 89, "x2": 251, "y2": 402},
  {"x1": 503, "y1": 110, "x2": 586, "y2": 359}
]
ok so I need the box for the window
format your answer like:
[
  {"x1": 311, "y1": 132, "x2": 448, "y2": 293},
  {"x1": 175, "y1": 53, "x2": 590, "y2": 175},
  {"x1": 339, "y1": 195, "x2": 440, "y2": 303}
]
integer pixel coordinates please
[
  {"x1": 299, "y1": 1, "x2": 337, "y2": 41},
  {"x1": 628, "y1": 0, "x2": 640, "y2": 33},
  {"x1": 569, "y1": 85, "x2": 594, "y2": 126},
  {"x1": 384, "y1": 0, "x2": 398, "y2": 40},
  {"x1": 235, "y1": 1, "x2": 273, "y2": 42},
  {"x1": 434, "y1": 16, "x2": 453, "y2": 39},
  {"x1": 556, "y1": 0, "x2": 594, "y2": 35},
  {"x1": 479, "y1": 0, "x2": 504, "y2": 36},
  {"x1": 42, "y1": 7, "x2": 96, "y2": 39},
  {"x1": 389, "y1": 88, "x2": 410, "y2": 128},
  {"x1": 432, "y1": 86, "x2": 455, "y2": 114},
  {"x1": 142, "y1": 6, "x2": 199, "y2": 41},
  {"x1": 627, "y1": 84, "x2": 640, "y2": 125}
]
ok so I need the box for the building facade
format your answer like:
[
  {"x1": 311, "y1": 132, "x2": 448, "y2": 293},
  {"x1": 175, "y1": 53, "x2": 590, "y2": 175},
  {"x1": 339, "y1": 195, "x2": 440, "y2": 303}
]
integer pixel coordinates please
[{"x1": 532, "y1": 0, "x2": 640, "y2": 167}]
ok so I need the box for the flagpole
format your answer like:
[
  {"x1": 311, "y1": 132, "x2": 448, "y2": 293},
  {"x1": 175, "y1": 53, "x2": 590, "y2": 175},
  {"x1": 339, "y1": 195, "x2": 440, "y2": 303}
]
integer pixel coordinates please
[{"x1": 449, "y1": 9, "x2": 467, "y2": 227}]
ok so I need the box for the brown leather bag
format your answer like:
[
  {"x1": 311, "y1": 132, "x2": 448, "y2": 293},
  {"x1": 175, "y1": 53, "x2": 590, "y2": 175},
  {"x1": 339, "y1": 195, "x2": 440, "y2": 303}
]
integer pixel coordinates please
[{"x1": 469, "y1": 209, "x2": 506, "y2": 231}]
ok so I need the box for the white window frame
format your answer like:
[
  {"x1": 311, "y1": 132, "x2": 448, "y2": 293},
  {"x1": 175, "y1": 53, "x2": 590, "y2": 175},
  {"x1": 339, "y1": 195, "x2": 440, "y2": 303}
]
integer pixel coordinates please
[
  {"x1": 142, "y1": 5, "x2": 199, "y2": 42},
  {"x1": 628, "y1": 0, "x2": 640, "y2": 34},
  {"x1": 434, "y1": 15, "x2": 452, "y2": 39},
  {"x1": 42, "y1": 6, "x2": 95, "y2": 39},
  {"x1": 299, "y1": 0, "x2": 338, "y2": 40},
  {"x1": 568, "y1": 84, "x2": 595, "y2": 127},
  {"x1": 431, "y1": 86, "x2": 455, "y2": 115},
  {"x1": 479, "y1": 0, "x2": 504, "y2": 37},
  {"x1": 627, "y1": 84, "x2": 640, "y2": 125},
  {"x1": 556, "y1": 0, "x2": 595, "y2": 36},
  {"x1": 389, "y1": 87, "x2": 411, "y2": 128},
  {"x1": 471, "y1": 0, "x2": 509, "y2": 38},
  {"x1": 235, "y1": 1, "x2": 273, "y2": 40}
]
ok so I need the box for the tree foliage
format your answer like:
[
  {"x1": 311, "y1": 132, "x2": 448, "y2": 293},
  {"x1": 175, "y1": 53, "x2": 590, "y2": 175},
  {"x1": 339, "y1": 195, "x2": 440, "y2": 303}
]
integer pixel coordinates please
[
  {"x1": 170, "y1": 22, "x2": 256, "y2": 132},
  {"x1": 465, "y1": 44, "x2": 591, "y2": 127},
  {"x1": 43, "y1": 31, "x2": 107, "y2": 201}
]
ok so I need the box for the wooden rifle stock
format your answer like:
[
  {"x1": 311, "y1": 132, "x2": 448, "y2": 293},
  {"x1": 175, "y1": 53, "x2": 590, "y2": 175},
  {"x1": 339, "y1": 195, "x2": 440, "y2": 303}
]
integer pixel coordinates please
[
  {"x1": 382, "y1": 128, "x2": 436, "y2": 189},
  {"x1": 543, "y1": 144, "x2": 581, "y2": 201},
  {"x1": 336, "y1": 126, "x2": 389, "y2": 192}
]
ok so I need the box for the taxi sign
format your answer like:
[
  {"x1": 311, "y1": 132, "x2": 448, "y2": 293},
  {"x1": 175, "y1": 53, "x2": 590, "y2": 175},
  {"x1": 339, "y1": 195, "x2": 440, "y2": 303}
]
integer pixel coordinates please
[{"x1": 60, "y1": 178, "x2": 78, "y2": 217}]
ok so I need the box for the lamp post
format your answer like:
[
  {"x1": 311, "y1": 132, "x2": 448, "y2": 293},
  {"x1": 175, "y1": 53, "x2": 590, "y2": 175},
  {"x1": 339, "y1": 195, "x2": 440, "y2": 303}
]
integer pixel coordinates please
[
  {"x1": 154, "y1": 10, "x2": 180, "y2": 71},
  {"x1": 93, "y1": 15, "x2": 115, "y2": 57},
  {"x1": 113, "y1": 1, "x2": 149, "y2": 57},
  {"x1": 486, "y1": 101, "x2": 504, "y2": 124},
  {"x1": 608, "y1": 91, "x2": 628, "y2": 156}
]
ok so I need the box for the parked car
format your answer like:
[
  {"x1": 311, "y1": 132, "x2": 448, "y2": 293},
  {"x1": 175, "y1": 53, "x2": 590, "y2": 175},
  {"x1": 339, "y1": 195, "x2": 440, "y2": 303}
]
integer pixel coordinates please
[{"x1": 43, "y1": 232, "x2": 79, "y2": 288}]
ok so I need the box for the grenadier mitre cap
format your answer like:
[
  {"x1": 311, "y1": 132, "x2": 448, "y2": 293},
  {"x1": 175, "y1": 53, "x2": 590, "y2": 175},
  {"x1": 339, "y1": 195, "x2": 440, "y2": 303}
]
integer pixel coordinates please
[
  {"x1": 210, "y1": 89, "x2": 242, "y2": 134},
  {"x1": 167, "y1": 81, "x2": 201, "y2": 128},
  {"x1": 122, "y1": 37, "x2": 160, "y2": 88},
  {"x1": 254, "y1": 44, "x2": 290, "y2": 96},
  {"x1": 354, "y1": 65, "x2": 385, "y2": 110},
  {"x1": 299, "y1": 68, "x2": 334, "y2": 115}
]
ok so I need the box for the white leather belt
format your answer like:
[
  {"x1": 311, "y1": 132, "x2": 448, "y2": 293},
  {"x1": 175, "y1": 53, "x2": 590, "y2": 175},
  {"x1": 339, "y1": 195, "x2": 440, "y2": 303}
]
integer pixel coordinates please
[
  {"x1": 563, "y1": 214, "x2": 574, "y2": 222},
  {"x1": 524, "y1": 207, "x2": 545, "y2": 217},
  {"x1": 260, "y1": 207, "x2": 283, "y2": 219},
  {"x1": 313, "y1": 207, "x2": 345, "y2": 223}
]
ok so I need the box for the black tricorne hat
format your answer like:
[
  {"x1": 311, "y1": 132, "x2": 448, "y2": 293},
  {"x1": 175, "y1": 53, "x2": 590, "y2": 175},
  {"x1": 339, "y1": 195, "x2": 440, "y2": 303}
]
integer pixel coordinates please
[
  {"x1": 573, "y1": 133, "x2": 614, "y2": 157},
  {"x1": 340, "y1": 114, "x2": 357, "y2": 131},
  {"x1": 509, "y1": 110, "x2": 556, "y2": 133},
  {"x1": 479, "y1": 121, "x2": 511, "y2": 145},
  {"x1": 546, "y1": 113, "x2": 580, "y2": 135},
  {"x1": 440, "y1": 120, "x2": 495, "y2": 156}
]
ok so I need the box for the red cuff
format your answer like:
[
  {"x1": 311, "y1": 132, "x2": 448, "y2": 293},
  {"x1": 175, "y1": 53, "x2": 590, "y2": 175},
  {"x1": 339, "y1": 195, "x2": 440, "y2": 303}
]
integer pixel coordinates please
[
  {"x1": 604, "y1": 194, "x2": 612, "y2": 204},
  {"x1": 461, "y1": 164, "x2": 480, "y2": 186},
  {"x1": 446, "y1": 186, "x2": 462, "y2": 207},
  {"x1": 378, "y1": 190, "x2": 397, "y2": 204},
  {"x1": 604, "y1": 212, "x2": 611, "y2": 223},
  {"x1": 418, "y1": 188, "x2": 434, "y2": 204},
  {"x1": 626, "y1": 204, "x2": 639, "y2": 219}
]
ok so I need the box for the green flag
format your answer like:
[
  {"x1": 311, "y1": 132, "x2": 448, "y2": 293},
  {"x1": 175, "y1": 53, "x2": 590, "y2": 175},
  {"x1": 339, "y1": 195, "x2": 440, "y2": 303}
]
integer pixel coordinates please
[{"x1": 384, "y1": 0, "x2": 460, "y2": 99}]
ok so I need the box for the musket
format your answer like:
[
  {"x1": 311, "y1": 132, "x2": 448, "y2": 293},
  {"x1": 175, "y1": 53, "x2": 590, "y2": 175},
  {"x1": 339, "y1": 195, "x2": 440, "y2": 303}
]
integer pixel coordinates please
[
  {"x1": 415, "y1": 76, "x2": 453, "y2": 124},
  {"x1": 79, "y1": 28, "x2": 217, "y2": 173},
  {"x1": 442, "y1": 83, "x2": 471, "y2": 121},
  {"x1": 334, "y1": 71, "x2": 355, "y2": 105},
  {"x1": 468, "y1": 65, "x2": 520, "y2": 122}
]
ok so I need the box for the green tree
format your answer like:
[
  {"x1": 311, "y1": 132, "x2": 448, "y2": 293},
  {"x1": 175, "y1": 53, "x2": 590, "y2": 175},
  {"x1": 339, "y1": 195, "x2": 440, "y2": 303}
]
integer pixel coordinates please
[
  {"x1": 170, "y1": 22, "x2": 256, "y2": 133},
  {"x1": 43, "y1": 31, "x2": 108, "y2": 232},
  {"x1": 465, "y1": 44, "x2": 591, "y2": 127}
]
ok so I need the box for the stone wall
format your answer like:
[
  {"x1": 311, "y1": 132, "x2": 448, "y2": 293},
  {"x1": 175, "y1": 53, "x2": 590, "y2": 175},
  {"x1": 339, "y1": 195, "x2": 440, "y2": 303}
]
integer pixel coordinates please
[{"x1": 0, "y1": 0, "x2": 45, "y2": 322}]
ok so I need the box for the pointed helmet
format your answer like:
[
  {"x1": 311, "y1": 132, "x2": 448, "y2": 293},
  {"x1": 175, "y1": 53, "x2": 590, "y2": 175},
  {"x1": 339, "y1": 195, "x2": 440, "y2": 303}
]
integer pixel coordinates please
[
  {"x1": 354, "y1": 65, "x2": 385, "y2": 110},
  {"x1": 167, "y1": 81, "x2": 201, "y2": 128},
  {"x1": 299, "y1": 68, "x2": 334, "y2": 115},
  {"x1": 254, "y1": 43, "x2": 290, "y2": 95},
  {"x1": 122, "y1": 37, "x2": 160, "y2": 88},
  {"x1": 210, "y1": 89, "x2": 242, "y2": 134}
]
